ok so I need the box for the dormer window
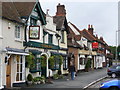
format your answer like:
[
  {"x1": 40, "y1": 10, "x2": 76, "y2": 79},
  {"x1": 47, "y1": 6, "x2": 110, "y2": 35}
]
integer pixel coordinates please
[{"x1": 30, "y1": 17, "x2": 37, "y2": 26}]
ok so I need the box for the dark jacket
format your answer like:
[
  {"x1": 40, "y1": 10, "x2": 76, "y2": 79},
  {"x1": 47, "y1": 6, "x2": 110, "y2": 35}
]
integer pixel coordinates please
[{"x1": 69, "y1": 66, "x2": 75, "y2": 72}]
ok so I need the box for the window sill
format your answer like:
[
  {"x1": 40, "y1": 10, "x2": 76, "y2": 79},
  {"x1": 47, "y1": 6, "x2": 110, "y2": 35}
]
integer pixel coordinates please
[
  {"x1": 14, "y1": 80, "x2": 25, "y2": 83},
  {"x1": 15, "y1": 39, "x2": 23, "y2": 43},
  {"x1": 61, "y1": 42, "x2": 65, "y2": 44},
  {"x1": 63, "y1": 68, "x2": 68, "y2": 70}
]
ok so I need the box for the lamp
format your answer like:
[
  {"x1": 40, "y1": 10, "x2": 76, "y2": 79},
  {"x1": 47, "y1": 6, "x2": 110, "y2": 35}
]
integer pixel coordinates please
[{"x1": 5, "y1": 56, "x2": 8, "y2": 63}]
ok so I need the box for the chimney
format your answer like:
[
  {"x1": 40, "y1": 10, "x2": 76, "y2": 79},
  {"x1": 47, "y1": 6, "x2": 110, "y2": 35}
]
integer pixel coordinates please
[
  {"x1": 100, "y1": 37, "x2": 103, "y2": 41},
  {"x1": 96, "y1": 34, "x2": 98, "y2": 39},
  {"x1": 56, "y1": 3, "x2": 66, "y2": 16},
  {"x1": 88, "y1": 24, "x2": 94, "y2": 35},
  {"x1": 46, "y1": 9, "x2": 49, "y2": 15}
]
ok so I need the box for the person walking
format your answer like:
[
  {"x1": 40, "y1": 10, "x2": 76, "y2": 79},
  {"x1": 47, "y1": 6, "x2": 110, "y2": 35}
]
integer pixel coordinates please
[{"x1": 69, "y1": 65, "x2": 76, "y2": 80}]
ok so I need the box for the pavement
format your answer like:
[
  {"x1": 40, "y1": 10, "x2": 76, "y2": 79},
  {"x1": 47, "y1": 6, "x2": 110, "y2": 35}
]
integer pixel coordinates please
[
  {"x1": 25, "y1": 67, "x2": 107, "y2": 89},
  {"x1": 3, "y1": 67, "x2": 108, "y2": 90}
]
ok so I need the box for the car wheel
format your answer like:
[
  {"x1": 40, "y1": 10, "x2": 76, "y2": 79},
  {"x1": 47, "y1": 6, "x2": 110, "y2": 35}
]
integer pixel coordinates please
[
  {"x1": 111, "y1": 73, "x2": 116, "y2": 78},
  {"x1": 109, "y1": 87, "x2": 119, "y2": 90}
]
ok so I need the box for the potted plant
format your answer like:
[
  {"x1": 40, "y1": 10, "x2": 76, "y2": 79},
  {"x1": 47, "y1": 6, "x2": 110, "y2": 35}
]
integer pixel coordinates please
[
  {"x1": 27, "y1": 74, "x2": 33, "y2": 86},
  {"x1": 85, "y1": 59, "x2": 91, "y2": 72},
  {"x1": 40, "y1": 76, "x2": 46, "y2": 84},
  {"x1": 33, "y1": 77, "x2": 38, "y2": 84},
  {"x1": 53, "y1": 74, "x2": 59, "y2": 80}
]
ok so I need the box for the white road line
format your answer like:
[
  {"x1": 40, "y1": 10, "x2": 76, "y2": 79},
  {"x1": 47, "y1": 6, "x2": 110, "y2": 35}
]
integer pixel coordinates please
[{"x1": 83, "y1": 75, "x2": 108, "y2": 90}]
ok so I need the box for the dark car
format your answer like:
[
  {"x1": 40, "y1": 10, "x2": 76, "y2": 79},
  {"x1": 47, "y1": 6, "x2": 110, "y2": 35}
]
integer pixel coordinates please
[
  {"x1": 100, "y1": 79, "x2": 120, "y2": 90},
  {"x1": 107, "y1": 65, "x2": 120, "y2": 78}
]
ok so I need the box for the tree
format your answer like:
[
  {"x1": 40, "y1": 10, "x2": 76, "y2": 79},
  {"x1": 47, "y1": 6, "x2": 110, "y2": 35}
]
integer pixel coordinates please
[{"x1": 109, "y1": 46, "x2": 116, "y2": 59}]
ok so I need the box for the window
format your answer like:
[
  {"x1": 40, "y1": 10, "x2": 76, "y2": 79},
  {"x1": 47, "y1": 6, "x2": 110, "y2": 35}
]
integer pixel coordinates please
[
  {"x1": 16, "y1": 55, "x2": 23, "y2": 81},
  {"x1": 63, "y1": 56, "x2": 68, "y2": 69},
  {"x1": 30, "y1": 54, "x2": 41, "y2": 73},
  {"x1": 61, "y1": 31, "x2": 64, "y2": 43},
  {"x1": 116, "y1": 66, "x2": 120, "y2": 70},
  {"x1": 48, "y1": 34, "x2": 53, "y2": 44},
  {"x1": 30, "y1": 18, "x2": 37, "y2": 26},
  {"x1": 15, "y1": 26, "x2": 21, "y2": 39},
  {"x1": 79, "y1": 58, "x2": 85, "y2": 65}
]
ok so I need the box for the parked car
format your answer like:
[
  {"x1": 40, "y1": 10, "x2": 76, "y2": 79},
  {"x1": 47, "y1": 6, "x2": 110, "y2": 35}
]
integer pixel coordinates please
[
  {"x1": 107, "y1": 65, "x2": 120, "y2": 78},
  {"x1": 100, "y1": 79, "x2": 120, "y2": 90}
]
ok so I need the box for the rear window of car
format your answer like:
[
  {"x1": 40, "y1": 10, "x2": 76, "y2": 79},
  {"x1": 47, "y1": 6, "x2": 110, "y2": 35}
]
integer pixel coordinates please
[
  {"x1": 111, "y1": 65, "x2": 117, "y2": 69},
  {"x1": 116, "y1": 66, "x2": 120, "y2": 69}
]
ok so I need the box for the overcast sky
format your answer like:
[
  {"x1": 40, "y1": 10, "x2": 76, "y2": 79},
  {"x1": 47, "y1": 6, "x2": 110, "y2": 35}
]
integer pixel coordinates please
[{"x1": 39, "y1": 0, "x2": 118, "y2": 46}]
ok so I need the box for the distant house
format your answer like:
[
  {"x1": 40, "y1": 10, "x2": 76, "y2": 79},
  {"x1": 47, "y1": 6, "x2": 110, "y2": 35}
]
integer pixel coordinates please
[{"x1": 67, "y1": 22, "x2": 83, "y2": 71}]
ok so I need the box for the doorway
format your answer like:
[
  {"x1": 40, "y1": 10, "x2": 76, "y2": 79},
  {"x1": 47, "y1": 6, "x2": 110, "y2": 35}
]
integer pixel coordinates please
[
  {"x1": 6, "y1": 56, "x2": 11, "y2": 88},
  {"x1": 40, "y1": 54, "x2": 47, "y2": 77}
]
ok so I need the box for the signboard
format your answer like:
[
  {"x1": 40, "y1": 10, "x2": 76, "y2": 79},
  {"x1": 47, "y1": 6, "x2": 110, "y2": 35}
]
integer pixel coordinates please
[
  {"x1": 92, "y1": 42, "x2": 98, "y2": 48},
  {"x1": 29, "y1": 26, "x2": 40, "y2": 39}
]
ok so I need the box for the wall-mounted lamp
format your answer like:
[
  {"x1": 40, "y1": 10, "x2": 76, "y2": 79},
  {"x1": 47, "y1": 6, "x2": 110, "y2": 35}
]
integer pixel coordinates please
[
  {"x1": 5, "y1": 54, "x2": 11, "y2": 64},
  {"x1": 5, "y1": 56, "x2": 8, "y2": 63},
  {"x1": 8, "y1": 22, "x2": 11, "y2": 29}
]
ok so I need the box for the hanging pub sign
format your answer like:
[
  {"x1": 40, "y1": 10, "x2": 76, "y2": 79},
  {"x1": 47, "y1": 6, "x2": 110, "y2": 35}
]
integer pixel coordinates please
[
  {"x1": 92, "y1": 42, "x2": 98, "y2": 48},
  {"x1": 29, "y1": 26, "x2": 40, "y2": 39}
]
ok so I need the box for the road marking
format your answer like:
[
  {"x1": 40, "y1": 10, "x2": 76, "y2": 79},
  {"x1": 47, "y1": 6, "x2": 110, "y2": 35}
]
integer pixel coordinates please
[{"x1": 83, "y1": 75, "x2": 108, "y2": 90}]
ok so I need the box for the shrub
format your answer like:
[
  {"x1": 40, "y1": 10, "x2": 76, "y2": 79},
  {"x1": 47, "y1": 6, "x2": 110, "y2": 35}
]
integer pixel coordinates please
[
  {"x1": 27, "y1": 74, "x2": 33, "y2": 81},
  {"x1": 53, "y1": 74, "x2": 59, "y2": 79}
]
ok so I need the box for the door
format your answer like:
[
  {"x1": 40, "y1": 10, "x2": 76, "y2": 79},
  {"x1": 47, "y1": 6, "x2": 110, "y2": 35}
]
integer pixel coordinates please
[{"x1": 6, "y1": 56, "x2": 11, "y2": 88}]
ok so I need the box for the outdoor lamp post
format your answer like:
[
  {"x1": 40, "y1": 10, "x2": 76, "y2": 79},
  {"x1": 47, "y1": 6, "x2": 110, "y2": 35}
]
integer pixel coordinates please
[{"x1": 115, "y1": 30, "x2": 120, "y2": 63}]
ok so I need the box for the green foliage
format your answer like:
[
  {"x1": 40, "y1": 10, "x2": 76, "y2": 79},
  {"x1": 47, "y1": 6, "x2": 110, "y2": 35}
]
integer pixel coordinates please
[
  {"x1": 85, "y1": 59, "x2": 91, "y2": 69},
  {"x1": 117, "y1": 45, "x2": 120, "y2": 60},
  {"x1": 109, "y1": 46, "x2": 116, "y2": 59},
  {"x1": 40, "y1": 55, "x2": 47, "y2": 67},
  {"x1": 33, "y1": 77, "x2": 39, "y2": 82},
  {"x1": 48, "y1": 55, "x2": 63, "y2": 69},
  {"x1": 26, "y1": 53, "x2": 35, "y2": 68},
  {"x1": 48, "y1": 56, "x2": 55, "y2": 69},
  {"x1": 53, "y1": 74, "x2": 59, "y2": 79},
  {"x1": 27, "y1": 74, "x2": 33, "y2": 81},
  {"x1": 53, "y1": 73, "x2": 64, "y2": 79}
]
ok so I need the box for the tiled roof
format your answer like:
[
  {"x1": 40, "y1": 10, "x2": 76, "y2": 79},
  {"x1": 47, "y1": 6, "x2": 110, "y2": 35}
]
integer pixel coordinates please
[
  {"x1": 74, "y1": 35, "x2": 81, "y2": 41},
  {"x1": 68, "y1": 22, "x2": 80, "y2": 33},
  {"x1": 68, "y1": 38, "x2": 83, "y2": 49},
  {"x1": 53, "y1": 16, "x2": 65, "y2": 30},
  {"x1": 2, "y1": 1, "x2": 36, "y2": 23},
  {"x1": 81, "y1": 29, "x2": 96, "y2": 42},
  {"x1": 68, "y1": 23, "x2": 81, "y2": 41}
]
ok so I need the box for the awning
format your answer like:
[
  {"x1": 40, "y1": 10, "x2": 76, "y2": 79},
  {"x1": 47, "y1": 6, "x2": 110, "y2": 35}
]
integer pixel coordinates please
[
  {"x1": 6, "y1": 47, "x2": 29, "y2": 55},
  {"x1": 80, "y1": 55, "x2": 85, "y2": 58},
  {"x1": 87, "y1": 55, "x2": 92, "y2": 58}
]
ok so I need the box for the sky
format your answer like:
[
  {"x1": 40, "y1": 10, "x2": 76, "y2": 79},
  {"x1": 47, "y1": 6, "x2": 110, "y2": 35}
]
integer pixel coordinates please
[{"x1": 39, "y1": 0, "x2": 118, "y2": 46}]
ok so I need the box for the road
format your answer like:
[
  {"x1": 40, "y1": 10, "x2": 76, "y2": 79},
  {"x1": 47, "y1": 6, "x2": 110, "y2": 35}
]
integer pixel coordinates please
[{"x1": 25, "y1": 68, "x2": 107, "y2": 88}]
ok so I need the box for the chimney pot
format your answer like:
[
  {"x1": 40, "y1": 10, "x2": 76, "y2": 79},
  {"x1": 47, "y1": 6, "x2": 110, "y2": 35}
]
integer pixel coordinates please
[
  {"x1": 56, "y1": 3, "x2": 66, "y2": 16},
  {"x1": 88, "y1": 24, "x2": 90, "y2": 29},
  {"x1": 91, "y1": 25, "x2": 93, "y2": 28}
]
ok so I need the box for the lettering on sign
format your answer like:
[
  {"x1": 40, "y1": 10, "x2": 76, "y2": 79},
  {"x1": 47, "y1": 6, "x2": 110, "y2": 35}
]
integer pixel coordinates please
[{"x1": 41, "y1": 44, "x2": 52, "y2": 49}]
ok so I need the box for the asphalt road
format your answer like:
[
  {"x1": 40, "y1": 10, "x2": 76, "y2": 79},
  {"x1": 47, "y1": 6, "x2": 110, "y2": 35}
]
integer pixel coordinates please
[{"x1": 27, "y1": 68, "x2": 107, "y2": 88}]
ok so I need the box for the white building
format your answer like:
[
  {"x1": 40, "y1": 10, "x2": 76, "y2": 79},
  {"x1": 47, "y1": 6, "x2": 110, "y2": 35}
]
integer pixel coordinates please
[{"x1": 0, "y1": 2, "x2": 31, "y2": 88}]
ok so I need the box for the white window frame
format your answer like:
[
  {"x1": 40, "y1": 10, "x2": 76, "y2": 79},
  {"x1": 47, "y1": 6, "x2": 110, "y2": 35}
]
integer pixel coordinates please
[
  {"x1": 15, "y1": 25, "x2": 21, "y2": 40},
  {"x1": 16, "y1": 55, "x2": 24, "y2": 82}
]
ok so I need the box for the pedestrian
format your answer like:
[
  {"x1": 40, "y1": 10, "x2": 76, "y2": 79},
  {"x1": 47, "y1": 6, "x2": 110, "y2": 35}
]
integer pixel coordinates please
[{"x1": 69, "y1": 65, "x2": 76, "y2": 80}]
